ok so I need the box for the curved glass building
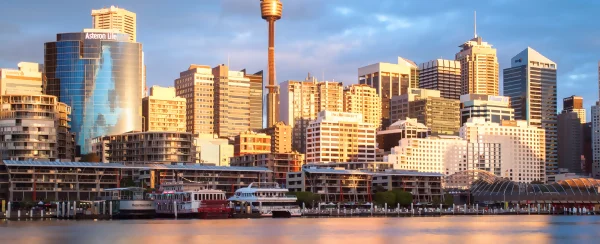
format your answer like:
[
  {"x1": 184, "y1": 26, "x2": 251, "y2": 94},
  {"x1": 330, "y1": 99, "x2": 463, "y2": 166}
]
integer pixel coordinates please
[{"x1": 44, "y1": 29, "x2": 143, "y2": 154}]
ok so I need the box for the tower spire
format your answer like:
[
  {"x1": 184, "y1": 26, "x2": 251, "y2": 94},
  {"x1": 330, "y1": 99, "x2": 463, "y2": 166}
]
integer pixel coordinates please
[{"x1": 474, "y1": 11, "x2": 477, "y2": 38}]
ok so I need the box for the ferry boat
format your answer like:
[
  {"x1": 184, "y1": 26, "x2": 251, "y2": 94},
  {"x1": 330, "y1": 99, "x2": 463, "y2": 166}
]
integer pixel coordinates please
[
  {"x1": 151, "y1": 182, "x2": 232, "y2": 219},
  {"x1": 98, "y1": 187, "x2": 156, "y2": 219},
  {"x1": 228, "y1": 182, "x2": 301, "y2": 218}
]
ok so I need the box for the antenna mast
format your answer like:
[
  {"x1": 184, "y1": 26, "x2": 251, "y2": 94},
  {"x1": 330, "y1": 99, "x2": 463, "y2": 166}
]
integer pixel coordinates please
[{"x1": 474, "y1": 11, "x2": 477, "y2": 38}]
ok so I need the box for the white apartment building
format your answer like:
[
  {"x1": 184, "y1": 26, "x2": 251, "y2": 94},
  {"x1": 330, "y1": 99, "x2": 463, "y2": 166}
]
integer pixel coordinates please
[
  {"x1": 386, "y1": 135, "x2": 466, "y2": 174},
  {"x1": 306, "y1": 111, "x2": 376, "y2": 163}
]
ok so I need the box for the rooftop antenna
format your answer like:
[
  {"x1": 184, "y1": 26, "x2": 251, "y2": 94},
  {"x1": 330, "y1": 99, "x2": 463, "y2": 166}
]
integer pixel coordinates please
[{"x1": 474, "y1": 11, "x2": 477, "y2": 38}]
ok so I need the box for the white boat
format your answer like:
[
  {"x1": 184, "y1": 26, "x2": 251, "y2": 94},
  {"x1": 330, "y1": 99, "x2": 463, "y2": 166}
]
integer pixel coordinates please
[
  {"x1": 151, "y1": 182, "x2": 231, "y2": 218},
  {"x1": 99, "y1": 187, "x2": 156, "y2": 218},
  {"x1": 228, "y1": 182, "x2": 301, "y2": 218}
]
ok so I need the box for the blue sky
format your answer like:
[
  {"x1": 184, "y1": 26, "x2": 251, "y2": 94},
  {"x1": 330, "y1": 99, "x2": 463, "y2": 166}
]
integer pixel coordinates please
[{"x1": 1, "y1": 0, "x2": 599, "y2": 118}]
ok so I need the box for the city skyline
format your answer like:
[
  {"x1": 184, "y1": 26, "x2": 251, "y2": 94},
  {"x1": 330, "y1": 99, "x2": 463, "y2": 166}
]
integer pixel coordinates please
[{"x1": 0, "y1": 0, "x2": 599, "y2": 117}]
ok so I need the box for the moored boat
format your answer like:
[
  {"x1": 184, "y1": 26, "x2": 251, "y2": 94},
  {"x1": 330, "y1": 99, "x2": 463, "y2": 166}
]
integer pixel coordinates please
[
  {"x1": 228, "y1": 182, "x2": 301, "y2": 218},
  {"x1": 151, "y1": 182, "x2": 232, "y2": 219}
]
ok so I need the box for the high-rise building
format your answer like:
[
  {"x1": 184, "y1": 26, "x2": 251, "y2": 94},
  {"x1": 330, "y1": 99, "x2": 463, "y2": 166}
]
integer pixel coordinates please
[
  {"x1": 558, "y1": 112, "x2": 585, "y2": 174},
  {"x1": 409, "y1": 96, "x2": 460, "y2": 136},
  {"x1": 260, "y1": 0, "x2": 283, "y2": 128},
  {"x1": 455, "y1": 36, "x2": 499, "y2": 96},
  {"x1": 91, "y1": 6, "x2": 136, "y2": 42},
  {"x1": 343, "y1": 84, "x2": 382, "y2": 129},
  {"x1": 142, "y1": 86, "x2": 186, "y2": 132},
  {"x1": 563, "y1": 95, "x2": 585, "y2": 123},
  {"x1": 175, "y1": 64, "x2": 258, "y2": 138},
  {"x1": 280, "y1": 77, "x2": 343, "y2": 152},
  {"x1": 386, "y1": 135, "x2": 466, "y2": 174},
  {"x1": 593, "y1": 102, "x2": 600, "y2": 178},
  {"x1": 306, "y1": 111, "x2": 376, "y2": 164},
  {"x1": 257, "y1": 121, "x2": 292, "y2": 153},
  {"x1": 44, "y1": 29, "x2": 143, "y2": 154},
  {"x1": 390, "y1": 88, "x2": 440, "y2": 123},
  {"x1": 244, "y1": 70, "x2": 264, "y2": 130},
  {"x1": 583, "y1": 122, "x2": 593, "y2": 175},
  {"x1": 0, "y1": 62, "x2": 44, "y2": 95},
  {"x1": 376, "y1": 118, "x2": 430, "y2": 153},
  {"x1": 358, "y1": 57, "x2": 419, "y2": 128},
  {"x1": 0, "y1": 94, "x2": 75, "y2": 161},
  {"x1": 418, "y1": 59, "x2": 461, "y2": 100},
  {"x1": 461, "y1": 118, "x2": 546, "y2": 182},
  {"x1": 233, "y1": 130, "x2": 271, "y2": 156},
  {"x1": 503, "y1": 47, "x2": 558, "y2": 176},
  {"x1": 460, "y1": 94, "x2": 514, "y2": 125}
]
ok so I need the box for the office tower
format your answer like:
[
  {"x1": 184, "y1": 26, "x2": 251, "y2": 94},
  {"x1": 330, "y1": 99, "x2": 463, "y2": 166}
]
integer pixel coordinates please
[
  {"x1": 461, "y1": 118, "x2": 546, "y2": 182},
  {"x1": 102, "y1": 131, "x2": 195, "y2": 164},
  {"x1": 389, "y1": 88, "x2": 440, "y2": 123},
  {"x1": 455, "y1": 22, "x2": 499, "y2": 96},
  {"x1": 358, "y1": 57, "x2": 419, "y2": 128},
  {"x1": 213, "y1": 64, "x2": 251, "y2": 137},
  {"x1": 418, "y1": 59, "x2": 462, "y2": 100},
  {"x1": 409, "y1": 96, "x2": 460, "y2": 136},
  {"x1": 257, "y1": 121, "x2": 292, "y2": 153},
  {"x1": 44, "y1": 29, "x2": 143, "y2": 154},
  {"x1": 583, "y1": 122, "x2": 593, "y2": 175},
  {"x1": 194, "y1": 134, "x2": 234, "y2": 166},
  {"x1": 175, "y1": 64, "x2": 256, "y2": 138},
  {"x1": 234, "y1": 130, "x2": 271, "y2": 156},
  {"x1": 558, "y1": 112, "x2": 584, "y2": 174},
  {"x1": 593, "y1": 102, "x2": 600, "y2": 178},
  {"x1": 91, "y1": 6, "x2": 136, "y2": 42},
  {"x1": 142, "y1": 86, "x2": 186, "y2": 132},
  {"x1": 0, "y1": 95, "x2": 74, "y2": 161},
  {"x1": 343, "y1": 84, "x2": 382, "y2": 129},
  {"x1": 260, "y1": 0, "x2": 283, "y2": 128},
  {"x1": 0, "y1": 62, "x2": 44, "y2": 95},
  {"x1": 563, "y1": 95, "x2": 585, "y2": 123},
  {"x1": 504, "y1": 47, "x2": 558, "y2": 176},
  {"x1": 460, "y1": 94, "x2": 514, "y2": 125},
  {"x1": 244, "y1": 70, "x2": 264, "y2": 130},
  {"x1": 376, "y1": 118, "x2": 430, "y2": 153},
  {"x1": 280, "y1": 77, "x2": 343, "y2": 152},
  {"x1": 306, "y1": 111, "x2": 376, "y2": 164}
]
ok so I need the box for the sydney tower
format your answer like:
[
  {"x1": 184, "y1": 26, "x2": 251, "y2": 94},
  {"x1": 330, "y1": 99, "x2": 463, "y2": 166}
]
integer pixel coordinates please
[{"x1": 260, "y1": 0, "x2": 282, "y2": 128}]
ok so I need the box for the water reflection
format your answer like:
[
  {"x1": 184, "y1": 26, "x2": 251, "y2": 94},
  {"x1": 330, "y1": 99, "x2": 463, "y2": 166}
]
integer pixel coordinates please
[{"x1": 2, "y1": 216, "x2": 600, "y2": 244}]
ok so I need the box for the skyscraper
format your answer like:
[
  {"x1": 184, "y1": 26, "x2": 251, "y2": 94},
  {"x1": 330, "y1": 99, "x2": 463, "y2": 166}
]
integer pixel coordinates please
[
  {"x1": 460, "y1": 94, "x2": 514, "y2": 125},
  {"x1": 343, "y1": 84, "x2": 382, "y2": 129},
  {"x1": 592, "y1": 62, "x2": 600, "y2": 178},
  {"x1": 389, "y1": 88, "x2": 440, "y2": 123},
  {"x1": 455, "y1": 20, "x2": 499, "y2": 96},
  {"x1": 0, "y1": 62, "x2": 44, "y2": 95},
  {"x1": 44, "y1": 29, "x2": 143, "y2": 154},
  {"x1": 91, "y1": 6, "x2": 136, "y2": 42},
  {"x1": 563, "y1": 95, "x2": 585, "y2": 123},
  {"x1": 142, "y1": 86, "x2": 186, "y2": 132},
  {"x1": 418, "y1": 59, "x2": 461, "y2": 100},
  {"x1": 175, "y1": 65, "x2": 214, "y2": 135},
  {"x1": 358, "y1": 57, "x2": 419, "y2": 128},
  {"x1": 280, "y1": 77, "x2": 343, "y2": 153},
  {"x1": 503, "y1": 47, "x2": 558, "y2": 176},
  {"x1": 558, "y1": 111, "x2": 584, "y2": 174},
  {"x1": 244, "y1": 70, "x2": 264, "y2": 130},
  {"x1": 260, "y1": 0, "x2": 283, "y2": 128}
]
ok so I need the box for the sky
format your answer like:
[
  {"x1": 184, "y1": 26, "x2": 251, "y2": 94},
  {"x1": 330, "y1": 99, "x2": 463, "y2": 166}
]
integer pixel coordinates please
[{"x1": 1, "y1": 0, "x2": 600, "y2": 118}]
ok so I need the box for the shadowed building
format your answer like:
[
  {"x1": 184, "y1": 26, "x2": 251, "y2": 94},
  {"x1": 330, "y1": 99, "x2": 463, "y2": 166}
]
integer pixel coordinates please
[{"x1": 419, "y1": 59, "x2": 461, "y2": 100}]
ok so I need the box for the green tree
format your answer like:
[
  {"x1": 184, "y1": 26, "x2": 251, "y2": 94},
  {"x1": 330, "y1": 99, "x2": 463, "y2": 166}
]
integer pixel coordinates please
[
  {"x1": 374, "y1": 191, "x2": 396, "y2": 207},
  {"x1": 392, "y1": 189, "x2": 413, "y2": 206},
  {"x1": 374, "y1": 185, "x2": 386, "y2": 193},
  {"x1": 432, "y1": 196, "x2": 441, "y2": 205},
  {"x1": 80, "y1": 153, "x2": 101, "y2": 162},
  {"x1": 443, "y1": 194, "x2": 454, "y2": 206},
  {"x1": 290, "y1": 191, "x2": 320, "y2": 208},
  {"x1": 120, "y1": 178, "x2": 136, "y2": 187}
]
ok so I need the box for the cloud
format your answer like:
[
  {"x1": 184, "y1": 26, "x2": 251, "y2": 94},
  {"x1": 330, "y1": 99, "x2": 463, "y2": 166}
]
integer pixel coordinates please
[
  {"x1": 334, "y1": 7, "x2": 353, "y2": 16},
  {"x1": 374, "y1": 14, "x2": 413, "y2": 30}
]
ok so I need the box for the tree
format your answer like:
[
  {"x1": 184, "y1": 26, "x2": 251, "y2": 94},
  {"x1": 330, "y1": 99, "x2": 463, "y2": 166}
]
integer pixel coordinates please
[
  {"x1": 392, "y1": 189, "x2": 413, "y2": 206},
  {"x1": 374, "y1": 191, "x2": 395, "y2": 207},
  {"x1": 432, "y1": 196, "x2": 441, "y2": 205},
  {"x1": 290, "y1": 191, "x2": 320, "y2": 208},
  {"x1": 443, "y1": 194, "x2": 454, "y2": 206},
  {"x1": 120, "y1": 178, "x2": 136, "y2": 187},
  {"x1": 374, "y1": 185, "x2": 386, "y2": 193},
  {"x1": 80, "y1": 153, "x2": 101, "y2": 162}
]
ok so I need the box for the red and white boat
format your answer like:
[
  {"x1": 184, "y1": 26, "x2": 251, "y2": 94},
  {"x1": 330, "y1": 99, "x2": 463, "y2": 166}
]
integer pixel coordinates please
[{"x1": 151, "y1": 182, "x2": 232, "y2": 219}]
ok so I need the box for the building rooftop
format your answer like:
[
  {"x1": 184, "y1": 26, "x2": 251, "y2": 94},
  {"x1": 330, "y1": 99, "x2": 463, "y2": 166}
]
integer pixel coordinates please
[
  {"x1": 145, "y1": 163, "x2": 271, "y2": 172},
  {"x1": 2, "y1": 160, "x2": 141, "y2": 169},
  {"x1": 303, "y1": 167, "x2": 369, "y2": 175}
]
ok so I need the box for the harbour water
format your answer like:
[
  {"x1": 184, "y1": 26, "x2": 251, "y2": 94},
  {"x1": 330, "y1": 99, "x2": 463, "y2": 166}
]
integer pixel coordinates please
[{"x1": 1, "y1": 216, "x2": 599, "y2": 244}]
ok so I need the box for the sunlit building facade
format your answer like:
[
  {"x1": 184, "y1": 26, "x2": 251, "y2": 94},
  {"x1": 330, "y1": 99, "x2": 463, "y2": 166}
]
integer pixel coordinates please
[
  {"x1": 91, "y1": 6, "x2": 136, "y2": 42},
  {"x1": 389, "y1": 88, "x2": 440, "y2": 123},
  {"x1": 0, "y1": 62, "x2": 44, "y2": 95},
  {"x1": 234, "y1": 130, "x2": 271, "y2": 156},
  {"x1": 142, "y1": 86, "x2": 186, "y2": 132},
  {"x1": 460, "y1": 94, "x2": 514, "y2": 125},
  {"x1": 343, "y1": 84, "x2": 382, "y2": 129},
  {"x1": 44, "y1": 29, "x2": 143, "y2": 154},
  {"x1": 455, "y1": 36, "x2": 499, "y2": 96},
  {"x1": 418, "y1": 59, "x2": 461, "y2": 100}
]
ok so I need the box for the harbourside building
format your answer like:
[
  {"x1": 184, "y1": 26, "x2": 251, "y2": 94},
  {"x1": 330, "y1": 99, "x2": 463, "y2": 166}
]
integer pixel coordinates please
[
  {"x1": 358, "y1": 57, "x2": 419, "y2": 128},
  {"x1": 460, "y1": 94, "x2": 514, "y2": 125},
  {"x1": 279, "y1": 77, "x2": 344, "y2": 153},
  {"x1": 44, "y1": 29, "x2": 144, "y2": 154},
  {"x1": 372, "y1": 171, "x2": 443, "y2": 203},
  {"x1": 142, "y1": 86, "x2": 186, "y2": 132},
  {"x1": 503, "y1": 47, "x2": 558, "y2": 176},
  {"x1": 303, "y1": 161, "x2": 393, "y2": 172},
  {"x1": 418, "y1": 59, "x2": 461, "y2": 100},
  {"x1": 386, "y1": 135, "x2": 467, "y2": 174},
  {"x1": 343, "y1": 84, "x2": 382, "y2": 129},
  {"x1": 98, "y1": 131, "x2": 195, "y2": 164},
  {"x1": 256, "y1": 121, "x2": 292, "y2": 153},
  {"x1": 233, "y1": 130, "x2": 271, "y2": 156},
  {"x1": 230, "y1": 152, "x2": 304, "y2": 186},
  {"x1": 0, "y1": 94, "x2": 75, "y2": 161},
  {"x1": 287, "y1": 168, "x2": 372, "y2": 203},
  {"x1": 0, "y1": 62, "x2": 44, "y2": 95},
  {"x1": 306, "y1": 111, "x2": 377, "y2": 164},
  {"x1": 194, "y1": 133, "x2": 233, "y2": 166}
]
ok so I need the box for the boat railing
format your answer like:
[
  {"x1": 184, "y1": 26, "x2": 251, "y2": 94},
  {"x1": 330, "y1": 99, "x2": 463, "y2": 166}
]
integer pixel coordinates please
[{"x1": 248, "y1": 182, "x2": 281, "y2": 189}]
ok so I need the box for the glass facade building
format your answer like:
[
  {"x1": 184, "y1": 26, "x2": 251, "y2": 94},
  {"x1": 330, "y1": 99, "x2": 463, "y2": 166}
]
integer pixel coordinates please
[{"x1": 44, "y1": 30, "x2": 143, "y2": 154}]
